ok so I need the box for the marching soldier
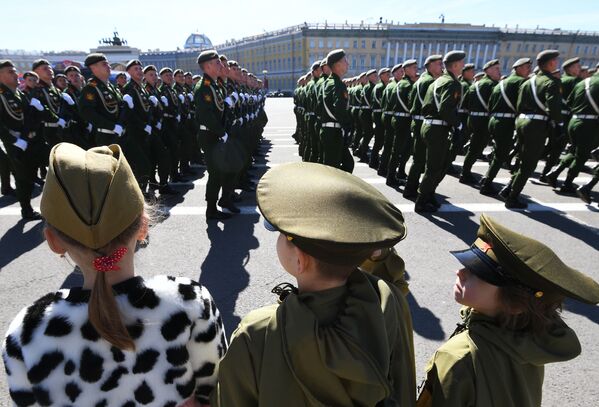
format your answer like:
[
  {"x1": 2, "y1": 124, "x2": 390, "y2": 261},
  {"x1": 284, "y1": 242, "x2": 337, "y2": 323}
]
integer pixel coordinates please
[
  {"x1": 404, "y1": 55, "x2": 443, "y2": 199},
  {"x1": 415, "y1": 51, "x2": 466, "y2": 212},
  {"x1": 379, "y1": 63, "x2": 403, "y2": 178},
  {"x1": 62, "y1": 65, "x2": 90, "y2": 149},
  {"x1": 499, "y1": 50, "x2": 563, "y2": 209},
  {"x1": 350, "y1": 73, "x2": 366, "y2": 153},
  {"x1": 369, "y1": 67, "x2": 390, "y2": 169},
  {"x1": 460, "y1": 59, "x2": 501, "y2": 184},
  {"x1": 115, "y1": 72, "x2": 127, "y2": 93},
  {"x1": 304, "y1": 61, "x2": 322, "y2": 162},
  {"x1": 314, "y1": 58, "x2": 331, "y2": 163},
  {"x1": 22, "y1": 71, "x2": 39, "y2": 96},
  {"x1": 479, "y1": 58, "x2": 531, "y2": 196},
  {"x1": 356, "y1": 69, "x2": 378, "y2": 162},
  {"x1": 576, "y1": 149, "x2": 598, "y2": 203},
  {"x1": 174, "y1": 68, "x2": 196, "y2": 175},
  {"x1": 158, "y1": 67, "x2": 185, "y2": 182}
]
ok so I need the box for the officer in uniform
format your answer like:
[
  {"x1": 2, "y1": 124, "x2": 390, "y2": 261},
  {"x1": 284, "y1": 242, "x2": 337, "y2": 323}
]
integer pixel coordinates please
[
  {"x1": 79, "y1": 53, "x2": 125, "y2": 147},
  {"x1": 369, "y1": 67, "x2": 390, "y2": 169},
  {"x1": 404, "y1": 55, "x2": 443, "y2": 199},
  {"x1": 415, "y1": 51, "x2": 465, "y2": 213},
  {"x1": 379, "y1": 63, "x2": 403, "y2": 178},
  {"x1": 0, "y1": 60, "x2": 48, "y2": 220},
  {"x1": 576, "y1": 149, "x2": 598, "y2": 203},
  {"x1": 303, "y1": 61, "x2": 322, "y2": 162},
  {"x1": 62, "y1": 65, "x2": 90, "y2": 149},
  {"x1": 158, "y1": 67, "x2": 184, "y2": 182},
  {"x1": 356, "y1": 69, "x2": 378, "y2": 162},
  {"x1": 479, "y1": 58, "x2": 531, "y2": 196},
  {"x1": 447, "y1": 63, "x2": 475, "y2": 174},
  {"x1": 314, "y1": 58, "x2": 330, "y2": 163},
  {"x1": 317, "y1": 49, "x2": 354, "y2": 172},
  {"x1": 174, "y1": 68, "x2": 196, "y2": 175},
  {"x1": 53, "y1": 73, "x2": 68, "y2": 91},
  {"x1": 499, "y1": 50, "x2": 562, "y2": 209},
  {"x1": 115, "y1": 72, "x2": 127, "y2": 94}
]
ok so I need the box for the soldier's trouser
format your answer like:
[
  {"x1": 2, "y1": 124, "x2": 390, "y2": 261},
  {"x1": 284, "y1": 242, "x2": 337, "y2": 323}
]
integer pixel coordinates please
[
  {"x1": 3, "y1": 140, "x2": 46, "y2": 212},
  {"x1": 203, "y1": 138, "x2": 235, "y2": 204},
  {"x1": 509, "y1": 118, "x2": 549, "y2": 197},
  {"x1": 95, "y1": 131, "x2": 119, "y2": 147},
  {"x1": 179, "y1": 121, "x2": 195, "y2": 171},
  {"x1": 42, "y1": 127, "x2": 63, "y2": 148},
  {"x1": 123, "y1": 130, "x2": 151, "y2": 188},
  {"x1": 162, "y1": 119, "x2": 181, "y2": 177},
  {"x1": 293, "y1": 108, "x2": 301, "y2": 141},
  {"x1": 561, "y1": 118, "x2": 599, "y2": 179},
  {"x1": 149, "y1": 130, "x2": 172, "y2": 185},
  {"x1": 63, "y1": 125, "x2": 91, "y2": 150},
  {"x1": 303, "y1": 114, "x2": 315, "y2": 161},
  {"x1": 462, "y1": 116, "x2": 491, "y2": 174},
  {"x1": 0, "y1": 147, "x2": 12, "y2": 191},
  {"x1": 357, "y1": 110, "x2": 373, "y2": 155},
  {"x1": 387, "y1": 117, "x2": 412, "y2": 178},
  {"x1": 351, "y1": 109, "x2": 362, "y2": 149},
  {"x1": 542, "y1": 122, "x2": 568, "y2": 174},
  {"x1": 485, "y1": 117, "x2": 515, "y2": 181},
  {"x1": 379, "y1": 114, "x2": 395, "y2": 170},
  {"x1": 370, "y1": 113, "x2": 385, "y2": 164},
  {"x1": 308, "y1": 119, "x2": 321, "y2": 163},
  {"x1": 449, "y1": 113, "x2": 470, "y2": 162},
  {"x1": 321, "y1": 127, "x2": 344, "y2": 169},
  {"x1": 405, "y1": 120, "x2": 425, "y2": 192},
  {"x1": 418, "y1": 123, "x2": 452, "y2": 197}
]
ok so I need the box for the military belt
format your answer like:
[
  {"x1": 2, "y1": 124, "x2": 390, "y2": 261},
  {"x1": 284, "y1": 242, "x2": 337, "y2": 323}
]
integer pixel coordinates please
[
  {"x1": 394, "y1": 112, "x2": 411, "y2": 118},
  {"x1": 572, "y1": 114, "x2": 599, "y2": 120},
  {"x1": 361, "y1": 106, "x2": 371, "y2": 111},
  {"x1": 469, "y1": 111, "x2": 489, "y2": 117},
  {"x1": 518, "y1": 113, "x2": 548, "y2": 121},
  {"x1": 198, "y1": 125, "x2": 209, "y2": 131},
  {"x1": 97, "y1": 128, "x2": 116, "y2": 135},
  {"x1": 457, "y1": 109, "x2": 469, "y2": 114},
  {"x1": 492, "y1": 113, "x2": 516, "y2": 119},
  {"x1": 372, "y1": 109, "x2": 383, "y2": 113},
  {"x1": 412, "y1": 115, "x2": 424, "y2": 121},
  {"x1": 44, "y1": 122, "x2": 60, "y2": 128},
  {"x1": 423, "y1": 118, "x2": 449, "y2": 126},
  {"x1": 561, "y1": 110, "x2": 571, "y2": 115},
  {"x1": 163, "y1": 113, "x2": 176, "y2": 118},
  {"x1": 305, "y1": 112, "x2": 315, "y2": 116},
  {"x1": 322, "y1": 122, "x2": 342, "y2": 128}
]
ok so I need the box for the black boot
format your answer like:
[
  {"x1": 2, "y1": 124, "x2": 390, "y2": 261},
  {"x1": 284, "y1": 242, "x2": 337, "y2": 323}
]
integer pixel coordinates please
[
  {"x1": 158, "y1": 184, "x2": 179, "y2": 195},
  {"x1": 415, "y1": 194, "x2": 437, "y2": 212},
  {"x1": 478, "y1": 178, "x2": 498, "y2": 196},
  {"x1": 206, "y1": 202, "x2": 232, "y2": 220},
  {"x1": 498, "y1": 182, "x2": 512, "y2": 201},
  {"x1": 386, "y1": 170, "x2": 400, "y2": 188},
  {"x1": 218, "y1": 199, "x2": 241, "y2": 214},
  {"x1": 459, "y1": 171, "x2": 476, "y2": 185},
  {"x1": 505, "y1": 193, "x2": 527, "y2": 209},
  {"x1": 576, "y1": 185, "x2": 592, "y2": 204},
  {"x1": 559, "y1": 175, "x2": 577, "y2": 194},
  {"x1": 545, "y1": 164, "x2": 566, "y2": 188}
]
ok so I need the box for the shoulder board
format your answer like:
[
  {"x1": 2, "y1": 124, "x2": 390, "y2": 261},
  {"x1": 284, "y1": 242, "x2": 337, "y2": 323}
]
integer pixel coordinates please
[
  {"x1": 203, "y1": 79, "x2": 211, "y2": 86},
  {"x1": 88, "y1": 79, "x2": 98, "y2": 87}
]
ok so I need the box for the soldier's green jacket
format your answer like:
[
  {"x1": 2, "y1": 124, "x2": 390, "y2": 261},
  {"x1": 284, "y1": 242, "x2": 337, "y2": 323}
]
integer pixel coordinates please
[
  {"x1": 381, "y1": 78, "x2": 397, "y2": 112},
  {"x1": 516, "y1": 71, "x2": 562, "y2": 122},
  {"x1": 79, "y1": 75, "x2": 123, "y2": 129},
  {"x1": 211, "y1": 270, "x2": 416, "y2": 407},
  {"x1": 304, "y1": 77, "x2": 319, "y2": 114},
  {"x1": 354, "y1": 84, "x2": 364, "y2": 109},
  {"x1": 31, "y1": 80, "x2": 63, "y2": 125},
  {"x1": 488, "y1": 74, "x2": 526, "y2": 114},
  {"x1": 362, "y1": 80, "x2": 376, "y2": 109},
  {"x1": 464, "y1": 74, "x2": 497, "y2": 113},
  {"x1": 314, "y1": 73, "x2": 328, "y2": 119},
  {"x1": 423, "y1": 307, "x2": 580, "y2": 407},
  {"x1": 122, "y1": 80, "x2": 151, "y2": 132},
  {"x1": 318, "y1": 72, "x2": 352, "y2": 127},
  {"x1": 372, "y1": 81, "x2": 386, "y2": 111},
  {"x1": 567, "y1": 74, "x2": 599, "y2": 115},
  {"x1": 421, "y1": 71, "x2": 462, "y2": 127},
  {"x1": 396, "y1": 77, "x2": 415, "y2": 114},
  {"x1": 0, "y1": 84, "x2": 29, "y2": 145},
  {"x1": 193, "y1": 74, "x2": 225, "y2": 138},
  {"x1": 561, "y1": 74, "x2": 581, "y2": 102},
  {"x1": 410, "y1": 72, "x2": 435, "y2": 115}
]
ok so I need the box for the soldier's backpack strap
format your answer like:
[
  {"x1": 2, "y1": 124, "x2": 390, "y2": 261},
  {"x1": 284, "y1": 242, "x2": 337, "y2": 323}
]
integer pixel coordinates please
[
  {"x1": 416, "y1": 80, "x2": 424, "y2": 105},
  {"x1": 373, "y1": 86, "x2": 382, "y2": 107},
  {"x1": 584, "y1": 78, "x2": 599, "y2": 115},
  {"x1": 396, "y1": 84, "x2": 410, "y2": 113},
  {"x1": 432, "y1": 79, "x2": 441, "y2": 111},
  {"x1": 530, "y1": 76, "x2": 548, "y2": 114},
  {"x1": 474, "y1": 81, "x2": 489, "y2": 112},
  {"x1": 321, "y1": 80, "x2": 338, "y2": 122},
  {"x1": 499, "y1": 79, "x2": 517, "y2": 113},
  {"x1": 363, "y1": 86, "x2": 372, "y2": 108}
]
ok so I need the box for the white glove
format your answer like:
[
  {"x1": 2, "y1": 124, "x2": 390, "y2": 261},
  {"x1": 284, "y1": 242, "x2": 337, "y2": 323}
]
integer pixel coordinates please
[
  {"x1": 232, "y1": 91, "x2": 239, "y2": 101},
  {"x1": 160, "y1": 95, "x2": 168, "y2": 107},
  {"x1": 176, "y1": 114, "x2": 181, "y2": 123},
  {"x1": 156, "y1": 121, "x2": 162, "y2": 130},
  {"x1": 244, "y1": 93, "x2": 250, "y2": 100},
  {"x1": 87, "y1": 123, "x2": 93, "y2": 133},
  {"x1": 245, "y1": 114, "x2": 250, "y2": 121},
  {"x1": 187, "y1": 113, "x2": 191, "y2": 119},
  {"x1": 144, "y1": 125, "x2": 152, "y2": 135},
  {"x1": 178, "y1": 94, "x2": 185, "y2": 103},
  {"x1": 13, "y1": 138, "x2": 28, "y2": 151},
  {"x1": 30, "y1": 98, "x2": 44, "y2": 111},
  {"x1": 8, "y1": 130, "x2": 21, "y2": 139},
  {"x1": 239, "y1": 117, "x2": 244, "y2": 125},
  {"x1": 221, "y1": 132, "x2": 228, "y2": 143},
  {"x1": 224, "y1": 96, "x2": 234, "y2": 107},
  {"x1": 239, "y1": 93, "x2": 245, "y2": 101},
  {"x1": 113, "y1": 124, "x2": 123, "y2": 137},
  {"x1": 149, "y1": 95, "x2": 158, "y2": 106},
  {"x1": 57, "y1": 118, "x2": 67, "y2": 128},
  {"x1": 187, "y1": 93, "x2": 194, "y2": 102},
  {"x1": 252, "y1": 95, "x2": 258, "y2": 102},
  {"x1": 61, "y1": 93, "x2": 75, "y2": 106},
  {"x1": 123, "y1": 94, "x2": 134, "y2": 109}
]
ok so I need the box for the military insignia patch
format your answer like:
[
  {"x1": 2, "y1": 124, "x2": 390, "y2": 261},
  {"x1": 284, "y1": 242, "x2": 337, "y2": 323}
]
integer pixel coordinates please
[
  {"x1": 204, "y1": 80, "x2": 211, "y2": 86},
  {"x1": 343, "y1": 92, "x2": 348, "y2": 99},
  {"x1": 85, "y1": 92, "x2": 95, "y2": 101},
  {"x1": 204, "y1": 94, "x2": 212, "y2": 102}
]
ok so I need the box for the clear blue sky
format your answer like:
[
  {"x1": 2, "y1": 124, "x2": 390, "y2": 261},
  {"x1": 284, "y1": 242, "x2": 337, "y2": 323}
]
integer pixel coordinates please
[{"x1": 3, "y1": 0, "x2": 599, "y2": 52}]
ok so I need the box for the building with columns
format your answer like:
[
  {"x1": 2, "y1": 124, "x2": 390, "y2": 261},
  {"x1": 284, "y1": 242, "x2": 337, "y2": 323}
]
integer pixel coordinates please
[{"x1": 214, "y1": 22, "x2": 599, "y2": 91}]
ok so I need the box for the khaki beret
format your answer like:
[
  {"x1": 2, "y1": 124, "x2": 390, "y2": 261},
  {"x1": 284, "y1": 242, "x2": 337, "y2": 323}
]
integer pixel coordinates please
[
  {"x1": 562, "y1": 57, "x2": 580, "y2": 70},
  {"x1": 462, "y1": 63, "x2": 475, "y2": 72},
  {"x1": 483, "y1": 59, "x2": 500, "y2": 70},
  {"x1": 32, "y1": 59, "x2": 51, "y2": 70},
  {"x1": 197, "y1": 49, "x2": 219, "y2": 65},
  {"x1": 84, "y1": 53, "x2": 107, "y2": 68},
  {"x1": 537, "y1": 49, "x2": 560, "y2": 65},
  {"x1": 326, "y1": 49, "x2": 346, "y2": 67},
  {"x1": 512, "y1": 58, "x2": 531, "y2": 69},
  {"x1": 23, "y1": 71, "x2": 38, "y2": 79},
  {"x1": 425, "y1": 54, "x2": 443, "y2": 66},
  {"x1": 40, "y1": 143, "x2": 144, "y2": 250}
]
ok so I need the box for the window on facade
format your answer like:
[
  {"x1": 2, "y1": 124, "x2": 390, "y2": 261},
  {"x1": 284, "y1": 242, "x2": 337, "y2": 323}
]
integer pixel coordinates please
[
  {"x1": 372, "y1": 40, "x2": 376, "y2": 49},
  {"x1": 360, "y1": 56, "x2": 365, "y2": 68},
  {"x1": 532, "y1": 44, "x2": 536, "y2": 52},
  {"x1": 584, "y1": 46, "x2": 589, "y2": 54},
  {"x1": 370, "y1": 55, "x2": 376, "y2": 67},
  {"x1": 336, "y1": 40, "x2": 341, "y2": 48},
  {"x1": 353, "y1": 40, "x2": 358, "y2": 48},
  {"x1": 505, "y1": 43, "x2": 511, "y2": 51},
  {"x1": 327, "y1": 40, "x2": 333, "y2": 48},
  {"x1": 352, "y1": 57, "x2": 357, "y2": 69},
  {"x1": 310, "y1": 40, "x2": 315, "y2": 48},
  {"x1": 524, "y1": 44, "x2": 529, "y2": 52},
  {"x1": 361, "y1": 40, "x2": 366, "y2": 49},
  {"x1": 319, "y1": 40, "x2": 324, "y2": 48},
  {"x1": 344, "y1": 40, "x2": 350, "y2": 48},
  {"x1": 517, "y1": 43, "x2": 521, "y2": 52},
  {"x1": 576, "y1": 45, "x2": 580, "y2": 54},
  {"x1": 594, "y1": 46, "x2": 598, "y2": 55}
]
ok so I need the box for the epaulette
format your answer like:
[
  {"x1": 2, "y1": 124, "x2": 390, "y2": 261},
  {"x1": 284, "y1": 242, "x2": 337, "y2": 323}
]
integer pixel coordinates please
[{"x1": 203, "y1": 79, "x2": 211, "y2": 86}]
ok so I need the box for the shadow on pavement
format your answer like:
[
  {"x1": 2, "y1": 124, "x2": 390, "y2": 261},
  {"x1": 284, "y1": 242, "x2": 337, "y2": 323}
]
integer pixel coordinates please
[
  {"x1": 200, "y1": 214, "x2": 260, "y2": 335},
  {"x1": 407, "y1": 292, "x2": 445, "y2": 340},
  {"x1": 564, "y1": 298, "x2": 599, "y2": 325},
  {"x1": 417, "y1": 211, "x2": 480, "y2": 246},
  {"x1": 0, "y1": 219, "x2": 45, "y2": 269},
  {"x1": 521, "y1": 211, "x2": 599, "y2": 251}
]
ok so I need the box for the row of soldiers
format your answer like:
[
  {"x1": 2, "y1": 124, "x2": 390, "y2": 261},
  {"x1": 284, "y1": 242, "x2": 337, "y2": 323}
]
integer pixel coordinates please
[
  {"x1": 0, "y1": 50, "x2": 268, "y2": 220},
  {"x1": 294, "y1": 49, "x2": 599, "y2": 210}
]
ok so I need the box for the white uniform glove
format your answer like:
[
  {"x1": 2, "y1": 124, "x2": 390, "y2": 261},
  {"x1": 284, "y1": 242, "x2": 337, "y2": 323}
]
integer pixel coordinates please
[
  {"x1": 176, "y1": 114, "x2": 181, "y2": 123},
  {"x1": 113, "y1": 124, "x2": 124, "y2": 137},
  {"x1": 87, "y1": 123, "x2": 93, "y2": 133},
  {"x1": 30, "y1": 98, "x2": 44, "y2": 111},
  {"x1": 149, "y1": 95, "x2": 158, "y2": 106},
  {"x1": 13, "y1": 138, "x2": 28, "y2": 151},
  {"x1": 232, "y1": 91, "x2": 239, "y2": 100},
  {"x1": 224, "y1": 96, "x2": 234, "y2": 107},
  {"x1": 252, "y1": 95, "x2": 258, "y2": 102},
  {"x1": 156, "y1": 121, "x2": 162, "y2": 130},
  {"x1": 160, "y1": 95, "x2": 168, "y2": 107},
  {"x1": 178, "y1": 94, "x2": 185, "y2": 103},
  {"x1": 187, "y1": 93, "x2": 194, "y2": 102},
  {"x1": 187, "y1": 113, "x2": 191, "y2": 119},
  {"x1": 245, "y1": 114, "x2": 250, "y2": 121},
  {"x1": 221, "y1": 132, "x2": 228, "y2": 143},
  {"x1": 123, "y1": 94, "x2": 134, "y2": 109},
  {"x1": 239, "y1": 117, "x2": 244, "y2": 125},
  {"x1": 57, "y1": 118, "x2": 67, "y2": 128},
  {"x1": 61, "y1": 93, "x2": 75, "y2": 106},
  {"x1": 144, "y1": 125, "x2": 152, "y2": 135}
]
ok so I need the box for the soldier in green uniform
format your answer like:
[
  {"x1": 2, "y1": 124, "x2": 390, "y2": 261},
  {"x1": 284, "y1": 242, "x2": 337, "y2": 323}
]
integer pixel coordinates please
[
  {"x1": 211, "y1": 161, "x2": 415, "y2": 406},
  {"x1": 303, "y1": 61, "x2": 321, "y2": 162},
  {"x1": 62, "y1": 65, "x2": 91, "y2": 149},
  {"x1": 447, "y1": 63, "x2": 475, "y2": 174},
  {"x1": 415, "y1": 51, "x2": 465, "y2": 212},
  {"x1": 379, "y1": 63, "x2": 403, "y2": 178},
  {"x1": 479, "y1": 58, "x2": 531, "y2": 196},
  {"x1": 459, "y1": 59, "x2": 501, "y2": 184},
  {"x1": 115, "y1": 72, "x2": 127, "y2": 94},
  {"x1": 158, "y1": 67, "x2": 185, "y2": 182},
  {"x1": 292, "y1": 77, "x2": 303, "y2": 145},
  {"x1": 369, "y1": 67, "x2": 390, "y2": 169},
  {"x1": 314, "y1": 58, "x2": 330, "y2": 163},
  {"x1": 545, "y1": 70, "x2": 599, "y2": 193},
  {"x1": 79, "y1": 53, "x2": 125, "y2": 147},
  {"x1": 350, "y1": 73, "x2": 366, "y2": 153},
  {"x1": 30, "y1": 59, "x2": 67, "y2": 147},
  {"x1": 317, "y1": 49, "x2": 354, "y2": 172},
  {"x1": 403, "y1": 55, "x2": 443, "y2": 199},
  {"x1": 418, "y1": 213, "x2": 599, "y2": 407},
  {"x1": 0, "y1": 60, "x2": 48, "y2": 220},
  {"x1": 174, "y1": 68, "x2": 196, "y2": 175},
  {"x1": 499, "y1": 50, "x2": 562, "y2": 209},
  {"x1": 576, "y1": 149, "x2": 598, "y2": 203},
  {"x1": 356, "y1": 69, "x2": 378, "y2": 162}
]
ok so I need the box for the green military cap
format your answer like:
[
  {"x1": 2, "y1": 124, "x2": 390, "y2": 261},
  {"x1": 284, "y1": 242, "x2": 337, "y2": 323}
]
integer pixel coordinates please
[
  {"x1": 581, "y1": 65, "x2": 589, "y2": 71},
  {"x1": 241, "y1": 68, "x2": 248, "y2": 73},
  {"x1": 115, "y1": 72, "x2": 126, "y2": 79},
  {"x1": 512, "y1": 58, "x2": 531, "y2": 69},
  {"x1": 125, "y1": 59, "x2": 142, "y2": 71},
  {"x1": 451, "y1": 214, "x2": 599, "y2": 304},
  {"x1": 23, "y1": 71, "x2": 38, "y2": 79},
  {"x1": 378, "y1": 67, "x2": 390, "y2": 75},
  {"x1": 402, "y1": 59, "x2": 417, "y2": 68},
  {"x1": 391, "y1": 63, "x2": 403, "y2": 73},
  {"x1": 192, "y1": 74, "x2": 201, "y2": 80},
  {"x1": 357, "y1": 72, "x2": 366, "y2": 79},
  {"x1": 0, "y1": 59, "x2": 15, "y2": 69},
  {"x1": 84, "y1": 53, "x2": 107, "y2": 67},
  {"x1": 483, "y1": 59, "x2": 500, "y2": 70},
  {"x1": 311, "y1": 61, "x2": 321, "y2": 71},
  {"x1": 562, "y1": 57, "x2": 580, "y2": 70},
  {"x1": 257, "y1": 162, "x2": 407, "y2": 266},
  {"x1": 462, "y1": 63, "x2": 475, "y2": 72},
  {"x1": 197, "y1": 49, "x2": 219, "y2": 65},
  {"x1": 425, "y1": 54, "x2": 443, "y2": 66},
  {"x1": 536, "y1": 49, "x2": 559, "y2": 65},
  {"x1": 219, "y1": 54, "x2": 227, "y2": 61},
  {"x1": 320, "y1": 58, "x2": 327, "y2": 67},
  {"x1": 326, "y1": 49, "x2": 346, "y2": 66},
  {"x1": 55, "y1": 73, "x2": 67, "y2": 79},
  {"x1": 32, "y1": 58, "x2": 51, "y2": 70},
  {"x1": 184, "y1": 71, "x2": 192, "y2": 77},
  {"x1": 228, "y1": 60, "x2": 239, "y2": 67},
  {"x1": 366, "y1": 69, "x2": 377, "y2": 76},
  {"x1": 173, "y1": 69, "x2": 184, "y2": 76},
  {"x1": 142, "y1": 65, "x2": 157, "y2": 74},
  {"x1": 443, "y1": 51, "x2": 466, "y2": 64},
  {"x1": 533, "y1": 66, "x2": 540, "y2": 74},
  {"x1": 64, "y1": 65, "x2": 81, "y2": 74},
  {"x1": 474, "y1": 72, "x2": 484, "y2": 79},
  {"x1": 40, "y1": 143, "x2": 144, "y2": 250},
  {"x1": 159, "y1": 67, "x2": 173, "y2": 75}
]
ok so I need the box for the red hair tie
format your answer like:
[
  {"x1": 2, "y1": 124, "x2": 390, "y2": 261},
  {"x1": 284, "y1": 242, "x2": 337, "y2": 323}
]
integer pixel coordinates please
[{"x1": 93, "y1": 247, "x2": 128, "y2": 272}]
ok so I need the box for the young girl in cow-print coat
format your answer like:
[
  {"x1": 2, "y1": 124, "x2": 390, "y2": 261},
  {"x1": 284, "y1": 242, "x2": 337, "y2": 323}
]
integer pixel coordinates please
[{"x1": 2, "y1": 143, "x2": 226, "y2": 406}]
